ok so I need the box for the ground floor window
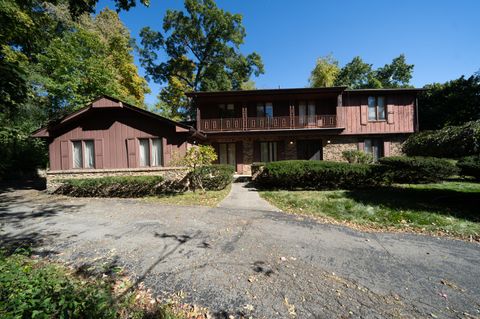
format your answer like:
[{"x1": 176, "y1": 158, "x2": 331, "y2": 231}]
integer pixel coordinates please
[
  {"x1": 364, "y1": 139, "x2": 384, "y2": 161},
  {"x1": 260, "y1": 141, "x2": 277, "y2": 162},
  {"x1": 297, "y1": 140, "x2": 322, "y2": 160},
  {"x1": 219, "y1": 143, "x2": 236, "y2": 166},
  {"x1": 139, "y1": 138, "x2": 163, "y2": 167},
  {"x1": 72, "y1": 140, "x2": 95, "y2": 169}
]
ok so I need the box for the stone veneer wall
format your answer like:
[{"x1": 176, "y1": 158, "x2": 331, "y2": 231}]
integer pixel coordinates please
[
  {"x1": 388, "y1": 136, "x2": 406, "y2": 156},
  {"x1": 322, "y1": 136, "x2": 359, "y2": 162},
  {"x1": 46, "y1": 167, "x2": 188, "y2": 193}
]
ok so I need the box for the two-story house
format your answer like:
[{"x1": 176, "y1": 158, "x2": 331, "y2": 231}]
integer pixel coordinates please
[
  {"x1": 33, "y1": 87, "x2": 421, "y2": 182},
  {"x1": 188, "y1": 87, "x2": 422, "y2": 174}
]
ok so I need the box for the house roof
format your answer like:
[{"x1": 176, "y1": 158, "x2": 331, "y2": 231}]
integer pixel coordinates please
[
  {"x1": 185, "y1": 87, "x2": 348, "y2": 98},
  {"x1": 31, "y1": 95, "x2": 205, "y2": 139},
  {"x1": 186, "y1": 86, "x2": 425, "y2": 99}
]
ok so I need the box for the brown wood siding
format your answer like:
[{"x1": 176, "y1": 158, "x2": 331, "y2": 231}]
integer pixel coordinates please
[
  {"x1": 340, "y1": 93, "x2": 415, "y2": 135},
  {"x1": 48, "y1": 108, "x2": 189, "y2": 171}
]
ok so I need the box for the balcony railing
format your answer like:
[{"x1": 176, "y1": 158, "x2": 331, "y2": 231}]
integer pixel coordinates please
[{"x1": 199, "y1": 115, "x2": 337, "y2": 132}]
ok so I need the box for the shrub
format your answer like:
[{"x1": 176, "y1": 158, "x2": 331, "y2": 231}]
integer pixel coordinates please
[
  {"x1": 194, "y1": 164, "x2": 235, "y2": 190},
  {"x1": 403, "y1": 120, "x2": 480, "y2": 158},
  {"x1": 0, "y1": 253, "x2": 116, "y2": 318},
  {"x1": 457, "y1": 156, "x2": 480, "y2": 180},
  {"x1": 255, "y1": 160, "x2": 386, "y2": 190},
  {"x1": 342, "y1": 150, "x2": 373, "y2": 164},
  {"x1": 378, "y1": 156, "x2": 458, "y2": 183},
  {"x1": 55, "y1": 175, "x2": 170, "y2": 197}
]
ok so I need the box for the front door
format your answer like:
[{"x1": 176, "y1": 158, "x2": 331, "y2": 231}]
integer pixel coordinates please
[
  {"x1": 218, "y1": 143, "x2": 236, "y2": 168},
  {"x1": 297, "y1": 140, "x2": 323, "y2": 160}
]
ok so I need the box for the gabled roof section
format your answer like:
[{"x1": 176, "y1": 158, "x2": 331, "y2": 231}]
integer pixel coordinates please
[{"x1": 31, "y1": 95, "x2": 202, "y2": 138}]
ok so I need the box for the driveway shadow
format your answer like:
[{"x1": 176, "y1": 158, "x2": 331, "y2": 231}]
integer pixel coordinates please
[{"x1": 344, "y1": 185, "x2": 480, "y2": 222}]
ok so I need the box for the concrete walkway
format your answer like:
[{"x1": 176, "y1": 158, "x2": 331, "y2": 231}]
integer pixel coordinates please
[{"x1": 217, "y1": 181, "x2": 279, "y2": 211}]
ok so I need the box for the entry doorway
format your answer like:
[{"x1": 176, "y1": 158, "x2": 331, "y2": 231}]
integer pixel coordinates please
[
  {"x1": 218, "y1": 143, "x2": 236, "y2": 167},
  {"x1": 297, "y1": 140, "x2": 323, "y2": 160}
]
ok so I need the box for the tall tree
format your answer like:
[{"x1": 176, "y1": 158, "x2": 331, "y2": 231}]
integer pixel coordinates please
[
  {"x1": 309, "y1": 54, "x2": 340, "y2": 87},
  {"x1": 33, "y1": 6, "x2": 149, "y2": 116},
  {"x1": 375, "y1": 54, "x2": 414, "y2": 88},
  {"x1": 419, "y1": 73, "x2": 480, "y2": 130},
  {"x1": 139, "y1": 0, "x2": 264, "y2": 119},
  {"x1": 334, "y1": 56, "x2": 378, "y2": 88}
]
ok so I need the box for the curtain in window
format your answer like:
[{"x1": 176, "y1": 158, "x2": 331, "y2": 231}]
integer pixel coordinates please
[
  {"x1": 151, "y1": 139, "x2": 162, "y2": 166},
  {"x1": 260, "y1": 142, "x2": 269, "y2": 162},
  {"x1": 139, "y1": 139, "x2": 150, "y2": 167},
  {"x1": 227, "y1": 143, "x2": 236, "y2": 166},
  {"x1": 73, "y1": 141, "x2": 83, "y2": 169},
  {"x1": 260, "y1": 142, "x2": 277, "y2": 162},
  {"x1": 377, "y1": 96, "x2": 386, "y2": 120},
  {"x1": 308, "y1": 101, "x2": 316, "y2": 125},
  {"x1": 84, "y1": 141, "x2": 95, "y2": 168},
  {"x1": 265, "y1": 102, "x2": 273, "y2": 118},
  {"x1": 219, "y1": 143, "x2": 228, "y2": 164},
  {"x1": 298, "y1": 101, "x2": 306, "y2": 125},
  {"x1": 269, "y1": 142, "x2": 277, "y2": 161},
  {"x1": 368, "y1": 97, "x2": 376, "y2": 120},
  {"x1": 256, "y1": 103, "x2": 265, "y2": 117}
]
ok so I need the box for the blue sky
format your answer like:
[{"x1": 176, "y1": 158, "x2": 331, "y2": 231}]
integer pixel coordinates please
[{"x1": 96, "y1": 0, "x2": 480, "y2": 106}]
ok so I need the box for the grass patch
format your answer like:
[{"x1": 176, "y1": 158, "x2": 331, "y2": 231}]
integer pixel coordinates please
[
  {"x1": 260, "y1": 181, "x2": 480, "y2": 239},
  {"x1": 144, "y1": 184, "x2": 231, "y2": 207}
]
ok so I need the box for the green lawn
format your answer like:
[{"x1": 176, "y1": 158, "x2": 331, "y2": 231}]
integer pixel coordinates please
[
  {"x1": 144, "y1": 184, "x2": 231, "y2": 207},
  {"x1": 260, "y1": 181, "x2": 480, "y2": 239}
]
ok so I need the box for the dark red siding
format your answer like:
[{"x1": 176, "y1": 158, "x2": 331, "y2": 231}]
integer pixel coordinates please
[{"x1": 48, "y1": 107, "x2": 190, "y2": 171}]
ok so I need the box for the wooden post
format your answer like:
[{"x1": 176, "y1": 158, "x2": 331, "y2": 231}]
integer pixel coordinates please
[
  {"x1": 196, "y1": 107, "x2": 201, "y2": 130},
  {"x1": 242, "y1": 103, "x2": 247, "y2": 130},
  {"x1": 335, "y1": 94, "x2": 343, "y2": 128},
  {"x1": 289, "y1": 102, "x2": 295, "y2": 129}
]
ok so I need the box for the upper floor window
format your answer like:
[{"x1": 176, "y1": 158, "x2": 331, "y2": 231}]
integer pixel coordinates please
[
  {"x1": 72, "y1": 140, "x2": 95, "y2": 169},
  {"x1": 298, "y1": 101, "x2": 316, "y2": 117},
  {"x1": 368, "y1": 96, "x2": 386, "y2": 121},
  {"x1": 219, "y1": 103, "x2": 235, "y2": 118},
  {"x1": 256, "y1": 102, "x2": 273, "y2": 117},
  {"x1": 139, "y1": 138, "x2": 163, "y2": 167}
]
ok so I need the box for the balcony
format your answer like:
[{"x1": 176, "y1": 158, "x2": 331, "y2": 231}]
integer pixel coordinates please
[{"x1": 199, "y1": 115, "x2": 337, "y2": 132}]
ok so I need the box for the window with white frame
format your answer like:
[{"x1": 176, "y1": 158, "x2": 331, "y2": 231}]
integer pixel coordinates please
[
  {"x1": 139, "y1": 138, "x2": 163, "y2": 167},
  {"x1": 72, "y1": 140, "x2": 95, "y2": 169},
  {"x1": 368, "y1": 96, "x2": 386, "y2": 121}
]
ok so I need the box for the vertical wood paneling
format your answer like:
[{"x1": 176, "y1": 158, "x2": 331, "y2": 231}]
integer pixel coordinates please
[{"x1": 49, "y1": 107, "x2": 189, "y2": 171}]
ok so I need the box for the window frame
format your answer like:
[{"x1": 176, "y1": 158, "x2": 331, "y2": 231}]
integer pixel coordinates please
[
  {"x1": 367, "y1": 96, "x2": 386, "y2": 121},
  {"x1": 71, "y1": 139, "x2": 95, "y2": 169},
  {"x1": 363, "y1": 138, "x2": 384, "y2": 161},
  {"x1": 256, "y1": 102, "x2": 274, "y2": 118},
  {"x1": 138, "y1": 137, "x2": 163, "y2": 168},
  {"x1": 260, "y1": 141, "x2": 278, "y2": 162},
  {"x1": 219, "y1": 103, "x2": 235, "y2": 118}
]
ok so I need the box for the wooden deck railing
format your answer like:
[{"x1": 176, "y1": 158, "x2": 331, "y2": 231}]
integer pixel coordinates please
[{"x1": 199, "y1": 115, "x2": 337, "y2": 132}]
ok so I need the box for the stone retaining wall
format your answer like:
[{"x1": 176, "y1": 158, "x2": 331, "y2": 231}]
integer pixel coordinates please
[{"x1": 46, "y1": 167, "x2": 189, "y2": 193}]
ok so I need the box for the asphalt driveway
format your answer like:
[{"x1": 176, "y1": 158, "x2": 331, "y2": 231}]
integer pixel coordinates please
[{"x1": 1, "y1": 184, "x2": 479, "y2": 318}]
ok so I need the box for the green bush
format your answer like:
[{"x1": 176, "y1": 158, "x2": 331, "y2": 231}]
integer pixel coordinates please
[
  {"x1": 378, "y1": 156, "x2": 458, "y2": 183},
  {"x1": 0, "y1": 253, "x2": 116, "y2": 318},
  {"x1": 194, "y1": 164, "x2": 234, "y2": 190},
  {"x1": 457, "y1": 156, "x2": 480, "y2": 180},
  {"x1": 342, "y1": 150, "x2": 373, "y2": 164},
  {"x1": 55, "y1": 175, "x2": 170, "y2": 197},
  {"x1": 255, "y1": 160, "x2": 386, "y2": 190},
  {"x1": 403, "y1": 120, "x2": 480, "y2": 158}
]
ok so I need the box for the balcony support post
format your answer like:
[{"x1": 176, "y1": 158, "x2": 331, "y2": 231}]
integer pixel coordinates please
[
  {"x1": 242, "y1": 103, "x2": 247, "y2": 131},
  {"x1": 196, "y1": 107, "x2": 201, "y2": 130},
  {"x1": 289, "y1": 101, "x2": 295, "y2": 129},
  {"x1": 336, "y1": 93, "x2": 343, "y2": 127}
]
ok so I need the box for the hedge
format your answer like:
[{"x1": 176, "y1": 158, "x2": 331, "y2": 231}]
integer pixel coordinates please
[
  {"x1": 457, "y1": 156, "x2": 480, "y2": 180},
  {"x1": 402, "y1": 120, "x2": 480, "y2": 158},
  {"x1": 255, "y1": 160, "x2": 386, "y2": 190},
  {"x1": 55, "y1": 176, "x2": 170, "y2": 197},
  {"x1": 378, "y1": 156, "x2": 458, "y2": 183},
  {"x1": 194, "y1": 164, "x2": 235, "y2": 190}
]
